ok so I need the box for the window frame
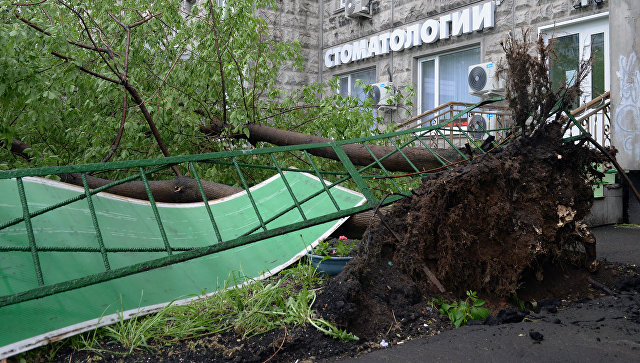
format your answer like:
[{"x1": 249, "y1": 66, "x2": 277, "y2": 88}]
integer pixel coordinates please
[{"x1": 338, "y1": 67, "x2": 378, "y2": 118}]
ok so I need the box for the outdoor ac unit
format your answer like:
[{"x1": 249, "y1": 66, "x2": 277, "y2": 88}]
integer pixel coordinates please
[
  {"x1": 468, "y1": 62, "x2": 505, "y2": 96},
  {"x1": 370, "y1": 82, "x2": 394, "y2": 106},
  {"x1": 345, "y1": 0, "x2": 371, "y2": 19}
]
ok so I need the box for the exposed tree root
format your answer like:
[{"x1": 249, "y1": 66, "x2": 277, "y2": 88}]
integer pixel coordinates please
[{"x1": 315, "y1": 122, "x2": 608, "y2": 339}]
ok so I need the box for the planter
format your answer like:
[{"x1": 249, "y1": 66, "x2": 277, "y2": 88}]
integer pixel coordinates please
[{"x1": 308, "y1": 254, "x2": 353, "y2": 276}]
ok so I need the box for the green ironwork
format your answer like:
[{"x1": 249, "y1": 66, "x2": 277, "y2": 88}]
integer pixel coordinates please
[
  {"x1": 233, "y1": 157, "x2": 268, "y2": 232},
  {"x1": 139, "y1": 167, "x2": 173, "y2": 255},
  {"x1": 0, "y1": 97, "x2": 508, "y2": 304},
  {"x1": 331, "y1": 144, "x2": 379, "y2": 207},
  {"x1": 81, "y1": 173, "x2": 110, "y2": 271},
  {"x1": 270, "y1": 154, "x2": 307, "y2": 221},
  {"x1": 390, "y1": 139, "x2": 422, "y2": 173},
  {"x1": 16, "y1": 178, "x2": 44, "y2": 287},
  {"x1": 189, "y1": 162, "x2": 223, "y2": 244},
  {"x1": 362, "y1": 144, "x2": 403, "y2": 194},
  {"x1": 303, "y1": 150, "x2": 342, "y2": 212}
]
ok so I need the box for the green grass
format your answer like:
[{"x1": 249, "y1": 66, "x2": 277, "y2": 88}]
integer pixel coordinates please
[{"x1": 17, "y1": 258, "x2": 355, "y2": 360}]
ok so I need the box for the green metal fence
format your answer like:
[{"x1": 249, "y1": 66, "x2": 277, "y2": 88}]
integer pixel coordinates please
[{"x1": 0, "y1": 98, "x2": 514, "y2": 310}]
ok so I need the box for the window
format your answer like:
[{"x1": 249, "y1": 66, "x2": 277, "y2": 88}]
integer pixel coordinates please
[
  {"x1": 339, "y1": 68, "x2": 376, "y2": 100},
  {"x1": 339, "y1": 68, "x2": 377, "y2": 117},
  {"x1": 549, "y1": 33, "x2": 580, "y2": 107},
  {"x1": 418, "y1": 47, "x2": 481, "y2": 115}
]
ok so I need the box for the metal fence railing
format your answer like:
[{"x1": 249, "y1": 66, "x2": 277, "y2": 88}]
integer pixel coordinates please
[
  {"x1": 562, "y1": 92, "x2": 611, "y2": 148},
  {"x1": 397, "y1": 101, "x2": 513, "y2": 149}
]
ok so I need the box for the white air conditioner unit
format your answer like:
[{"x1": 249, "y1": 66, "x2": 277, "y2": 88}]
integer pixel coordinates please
[
  {"x1": 370, "y1": 82, "x2": 395, "y2": 106},
  {"x1": 468, "y1": 62, "x2": 505, "y2": 96},
  {"x1": 345, "y1": 0, "x2": 371, "y2": 19}
]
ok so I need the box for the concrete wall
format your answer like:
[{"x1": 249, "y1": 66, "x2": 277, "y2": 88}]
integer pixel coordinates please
[
  {"x1": 320, "y1": 0, "x2": 608, "y2": 124},
  {"x1": 610, "y1": 0, "x2": 640, "y2": 171},
  {"x1": 262, "y1": 0, "x2": 322, "y2": 94}
]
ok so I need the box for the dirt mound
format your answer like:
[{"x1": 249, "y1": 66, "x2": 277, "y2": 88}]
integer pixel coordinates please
[{"x1": 316, "y1": 122, "x2": 607, "y2": 340}]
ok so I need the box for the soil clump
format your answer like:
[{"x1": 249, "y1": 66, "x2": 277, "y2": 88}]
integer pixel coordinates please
[{"x1": 315, "y1": 121, "x2": 608, "y2": 341}]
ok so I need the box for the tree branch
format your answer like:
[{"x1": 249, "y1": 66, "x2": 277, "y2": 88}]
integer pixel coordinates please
[
  {"x1": 130, "y1": 12, "x2": 162, "y2": 28},
  {"x1": 122, "y1": 81, "x2": 182, "y2": 176},
  {"x1": 68, "y1": 40, "x2": 115, "y2": 55},
  {"x1": 58, "y1": 1, "x2": 121, "y2": 78},
  {"x1": 0, "y1": 139, "x2": 32, "y2": 161},
  {"x1": 50, "y1": 51, "x2": 120, "y2": 83},
  {"x1": 101, "y1": 94, "x2": 128, "y2": 163},
  {"x1": 13, "y1": 8, "x2": 117, "y2": 56},
  {"x1": 12, "y1": 0, "x2": 48, "y2": 6}
]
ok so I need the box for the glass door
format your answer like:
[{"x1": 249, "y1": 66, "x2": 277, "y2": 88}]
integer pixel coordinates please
[
  {"x1": 540, "y1": 15, "x2": 610, "y2": 146},
  {"x1": 541, "y1": 15, "x2": 609, "y2": 104}
]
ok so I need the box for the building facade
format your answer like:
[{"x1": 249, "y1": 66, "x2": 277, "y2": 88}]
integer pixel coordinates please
[{"x1": 319, "y1": 0, "x2": 609, "y2": 123}]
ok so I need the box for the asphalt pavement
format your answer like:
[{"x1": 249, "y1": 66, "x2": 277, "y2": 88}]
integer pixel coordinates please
[{"x1": 337, "y1": 225, "x2": 640, "y2": 363}]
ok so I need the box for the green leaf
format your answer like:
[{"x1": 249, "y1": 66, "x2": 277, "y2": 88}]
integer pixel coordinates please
[
  {"x1": 470, "y1": 307, "x2": 490, "y2": 321},
  {"x1": 473, "y1": 299, "x2": 486, "y2": 307}
]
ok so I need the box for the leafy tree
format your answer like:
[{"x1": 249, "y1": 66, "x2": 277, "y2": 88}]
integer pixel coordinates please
[{"x1": 1, "y1": 0, "x2": 428, "y2": 191}]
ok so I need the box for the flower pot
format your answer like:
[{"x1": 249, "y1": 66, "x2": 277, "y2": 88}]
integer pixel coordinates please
[{"x1": 308, "y1": 254, "x2": 352, "y2": 276}]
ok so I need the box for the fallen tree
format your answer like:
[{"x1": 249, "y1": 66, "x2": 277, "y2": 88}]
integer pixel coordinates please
[
  {"x1": 316, "y1": 121, "x2": 607, "y2": 338},
  {"x1": 313, "y1": 29, "x2": 618, "y2": 340},
  {"x1": 59, "y1": 173, "x2": 243, "y2": 202}
]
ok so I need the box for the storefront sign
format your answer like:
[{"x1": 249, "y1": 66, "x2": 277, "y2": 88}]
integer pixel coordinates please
[{"x1": 324, "y1": 1, "x2": 495, "y2": 68}]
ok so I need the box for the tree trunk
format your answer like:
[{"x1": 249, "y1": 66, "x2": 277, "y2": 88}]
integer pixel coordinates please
[
  {"x1": 202, "y1": 123, "x2": 463, "y2": 173},
  {"x1": 59, "y1": 173, "x2": 242, "y2": 203},
  {"x1": 60, "y1": 172, "x2": 376, "y2": 236},
  {"x1": 0, "y1": 139, "x2": 32, "y2": 161}
]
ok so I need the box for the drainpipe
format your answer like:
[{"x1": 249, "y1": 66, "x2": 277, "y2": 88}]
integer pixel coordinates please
[{"x1": 319, "y1": 0, "x2": 324, "y2": 84}]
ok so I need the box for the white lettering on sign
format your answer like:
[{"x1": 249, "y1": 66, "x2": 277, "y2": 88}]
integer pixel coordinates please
[
  {"x1": 389, "y1": 29, "x2": 406, "y2": 52},
  {"x1": 368, "y1": 35, "x2": 381, "y2": 55},
  {"x1": 324, "y1": 1, "x2": 495, "y2": 68},
  {"x1": 451, "y1": 8, "x2": 472, "y2": 36},
  {"x1": 439, "y1": 13, "x2": 452, "y2": 40},
  {"x1": 421, "y1": 19, "x2": 439, "y2": 43},
  {"x1": 406, "y1": 24, "x2": 422, "y2": 48},
  {"x1": 341, "y1": 43, "x2": 353, "y2": 63},
  {"x1": 379, "y1": 32, "x2": 391, "y2": 54}
]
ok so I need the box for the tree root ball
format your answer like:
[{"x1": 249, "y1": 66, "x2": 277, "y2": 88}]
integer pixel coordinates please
[{"x1": 315, "y1": 123, "x2": 607, "y2": 339}]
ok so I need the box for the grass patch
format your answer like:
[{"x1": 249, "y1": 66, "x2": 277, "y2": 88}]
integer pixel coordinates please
[{"x1": 17, "y1": 257, "x2": 354, "y2": 360}]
